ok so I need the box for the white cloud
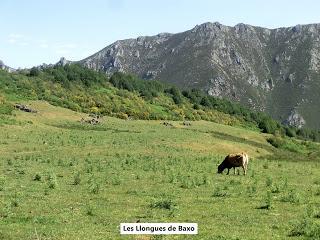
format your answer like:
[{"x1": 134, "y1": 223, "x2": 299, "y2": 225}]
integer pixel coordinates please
[
  {"x1": 6, "y1": 34, "x2": 77, "y2": 56},
  {"x1": 5, "y1": 32, "x2": 82, "y2": 63},
  {"x1": 8, "y1": 33, "x2": 24, "y2": 39},
  {"x1": 8, "y1": 33, "x2": 24, "y2": 44},
  {"x1": 19, "y1": 42, "x2": 29, "y2": 46},
  {"x1": 8, "y1": 39, "x2": 16, "y2": 44},
  {"x1": 7, "y1": 33, "x2": 34, "y2": 47}
]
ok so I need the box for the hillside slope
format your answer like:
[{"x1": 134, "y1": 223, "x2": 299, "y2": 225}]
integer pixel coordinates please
[
  {"x1": 79, "y1": 22, "x2": 320, "y2": 129},
  {"x1": 1, "y1": 65, "x2": 320, "y2": 142}
]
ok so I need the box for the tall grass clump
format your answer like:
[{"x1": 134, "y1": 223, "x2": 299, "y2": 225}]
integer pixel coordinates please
[
  {"x1": 281, "y1": 189, "x2": 301, "y2": 204},
  {"x1": 33, "y1": 173, "x2": 41, "y2": 181},
  {"x1": 73, "y1": 171, "x2": 81, "y2": 185},
  {"x1": 259, "y1": 191, "x2": 273, "y2": 210},
  {"x1": 212, "y1": 185, "x2": 228, "y2": 198},
  {"x1": 0, "y1": 176, "x2": 5, "y2": 191},
  {"x1": 289, "y1": 206, "x2": 320, "y2": 238},
  {"x1": 150, "y1": 198, "x2": 177, "y2": 211},
  {"x1": 47, "y1": 172, "x2": 58, "y2": 189}
]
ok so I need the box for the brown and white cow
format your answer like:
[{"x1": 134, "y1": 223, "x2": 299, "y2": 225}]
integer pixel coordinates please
[{"x1": 217, "y1": 153, "x2": 249, "y2": 175}]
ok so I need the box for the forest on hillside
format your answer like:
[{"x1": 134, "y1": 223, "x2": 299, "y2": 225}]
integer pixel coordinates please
[{"x1": 0, "y1": 64, "x2": 320, "y2": 142}]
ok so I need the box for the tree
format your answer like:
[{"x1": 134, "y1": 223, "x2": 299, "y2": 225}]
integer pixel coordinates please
[
  {"x1": 258, "y1": 118, "x2": 278, "y2": 134},
  {"x1": 166, "y1": 87, "x2": 183, "y2": 104},
  {"x1": 29, "y1": 67, "x2": 40, "y2": 77},
  {"x1": 200, "y1": 96, "x2": 211, "y2": 107}
]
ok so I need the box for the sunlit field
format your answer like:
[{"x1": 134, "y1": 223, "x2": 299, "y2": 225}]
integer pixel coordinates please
[{"x1": 1, "y1": 101, "x2": 320, "y2": 239}]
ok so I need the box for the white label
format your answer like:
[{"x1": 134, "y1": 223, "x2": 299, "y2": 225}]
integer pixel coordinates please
[{"x1": 120, "y1": 223, "x2": 198, "y2": 235}]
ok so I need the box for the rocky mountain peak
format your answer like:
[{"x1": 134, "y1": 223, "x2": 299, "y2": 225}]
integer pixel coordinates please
[
  {"x1": 56, "y1": 57, "x2": 71, "y2": 66},
  {"x1": 191, "y1": 21, "x2": 228, "y2": 33}
]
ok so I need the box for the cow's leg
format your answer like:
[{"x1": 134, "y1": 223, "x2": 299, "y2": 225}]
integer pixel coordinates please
[
  {"x1": 227, "y1": 168, "x2": 230, "y2": 175},
  {"x1": 242, "y1": 165, "x2": 246, "y2": 175}
]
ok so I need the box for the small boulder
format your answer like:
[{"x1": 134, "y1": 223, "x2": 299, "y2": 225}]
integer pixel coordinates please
[
  {"x1": 14, "y1": 103, "x2": 37, "y2": 113},
  {"x1": 162, "y1": 121, "x2": 173, "y2": 127},
  {"x1": 182, "y1": 121, "x2": 192, "y2": 126},
  {"x1": 80, "y1": 115, "x2": 102, "y2": 125}
]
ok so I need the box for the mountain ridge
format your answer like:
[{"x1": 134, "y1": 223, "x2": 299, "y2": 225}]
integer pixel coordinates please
[{"x1": 78, "y1": 21, "x2": 320, "y2": 129}]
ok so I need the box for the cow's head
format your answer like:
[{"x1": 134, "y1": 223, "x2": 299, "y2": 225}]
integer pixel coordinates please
[{"x1": 217, "y1": 163, "x2": 224, "y2": 174}]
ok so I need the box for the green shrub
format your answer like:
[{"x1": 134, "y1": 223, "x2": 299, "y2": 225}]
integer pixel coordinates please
[
  {"x1": 47, "y1": 172, "x2": 58, "y2": 189},
  {"x1": 281, "y1": 189, "x2": 301, "y2": 203},
  {"x1": 85, "y1": 205, "x2": 95, "y2": 216},
  {"x1": 259, "y1": 118, "x2": 278, "y2": 134},
  {"x1": 28, "y1": 67, "x2": 40, "y2": 77},
  {"x1": 200, "y1": 96, "x2": 211, "y2": 107},
  {"x1": 271, "y1": 183, "x2": 281, "y2": 193},
  {"x1": 193, "y1": 104, "x2": 200, "y2": 110},
  {"x1": 266, "y1": 176, "x2": 273, "y2": 187},
  {"x1": 267, "y1": 137, "x2": 284, "y2": 148},
  {"x1": 289, "y1": 216, "x2": 320, "y2": 238},
  {"x1": 285, "y1": 127, "x2": 297, "y2": 138},
  {"x1": 150, "y1": 198, "x2": 177, "y2": 210}
]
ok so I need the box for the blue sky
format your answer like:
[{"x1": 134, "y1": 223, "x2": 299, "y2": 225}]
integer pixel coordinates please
[{"x1": 1, "y1": 0, "x2": 320, "y2": 68}]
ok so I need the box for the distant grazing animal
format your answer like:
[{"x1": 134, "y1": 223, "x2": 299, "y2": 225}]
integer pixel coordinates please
[{"x1": 217, "y1": 153, "x2": 249, "y2": 175}]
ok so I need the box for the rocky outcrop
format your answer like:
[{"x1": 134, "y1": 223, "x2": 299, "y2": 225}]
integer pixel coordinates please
[
  {"x1": 0, "y1": 60, "x2": 15, "y2": 72},
  {"x1": 284, "y1": 110, "x2": 306, "y2": 129},
  {"x1": 79, "y1": 22, "x2": 320, "y2": 129},
  {"x1": 56, "y1": 57, "x2": 71, "y2": 67},
  {"x1": 14, "y1": 103, "x2": 37, "y2": 113}
]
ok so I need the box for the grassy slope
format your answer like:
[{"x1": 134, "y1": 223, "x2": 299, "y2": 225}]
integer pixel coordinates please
[
  {"x1": 0, "y1": 68, "x2": 248, "y2": 128},
  {"x1": 1, "y1": 101, "x2": 320, "y2": 239}
]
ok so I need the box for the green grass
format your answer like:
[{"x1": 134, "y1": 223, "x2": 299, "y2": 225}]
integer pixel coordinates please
[{"x1": 1, "y1": 101, "x2": 320, "y2": 239}]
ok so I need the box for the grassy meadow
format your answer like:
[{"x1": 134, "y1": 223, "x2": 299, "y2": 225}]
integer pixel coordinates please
[{"x1": 1, "y1": 101, "x2": 320, "y2": 239}]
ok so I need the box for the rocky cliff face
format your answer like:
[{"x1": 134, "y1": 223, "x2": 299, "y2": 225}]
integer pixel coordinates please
[
  {"x1": 79, "y1": 22, "x2": 320, "y2": 129},
  {"x1": 0, "y1": 60, "x2": 15, "y2": 72}
]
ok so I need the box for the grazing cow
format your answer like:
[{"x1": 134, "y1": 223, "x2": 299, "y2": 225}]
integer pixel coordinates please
[{"x1": 217, "y1": 153, "x2": 249, "y2": 175}]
